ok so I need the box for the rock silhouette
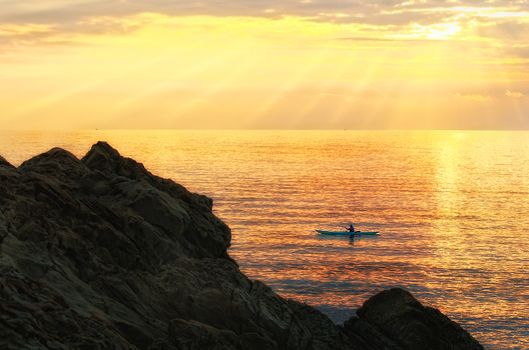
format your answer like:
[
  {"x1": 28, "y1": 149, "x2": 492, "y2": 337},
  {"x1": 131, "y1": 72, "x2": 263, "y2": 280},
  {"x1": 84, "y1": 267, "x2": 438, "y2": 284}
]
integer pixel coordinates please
[{"x1": 0, "y1": 142, "x2": 483, "y2": 350}]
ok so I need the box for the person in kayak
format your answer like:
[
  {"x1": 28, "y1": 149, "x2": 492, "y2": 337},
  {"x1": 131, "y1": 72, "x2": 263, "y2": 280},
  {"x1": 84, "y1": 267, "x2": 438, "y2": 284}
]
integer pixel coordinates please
[{"x1": 346, "y1": 224, "x2": 355, "y2": 233}]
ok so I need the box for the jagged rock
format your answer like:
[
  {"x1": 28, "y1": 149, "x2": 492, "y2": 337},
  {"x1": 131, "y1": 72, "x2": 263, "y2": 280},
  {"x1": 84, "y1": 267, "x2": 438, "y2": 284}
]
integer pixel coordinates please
[
  {"x1": 0, "y1": 155, "x2": 14, "y2": 168},
  {"x1": 287, "y1": 300, "x2": 358, "y2": 350},
  {"x1": 344, "y1": 288, "x2": 483, "y2": 350},
  {"x1": 0, "y1": 142, "x2": 483, "y2": 350}
]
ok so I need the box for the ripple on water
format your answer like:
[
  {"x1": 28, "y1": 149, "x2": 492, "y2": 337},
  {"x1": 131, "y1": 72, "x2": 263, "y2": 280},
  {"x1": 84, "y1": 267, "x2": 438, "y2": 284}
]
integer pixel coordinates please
[{"x1": 1, "y1": 130, "x2": 528, "y2": 349}]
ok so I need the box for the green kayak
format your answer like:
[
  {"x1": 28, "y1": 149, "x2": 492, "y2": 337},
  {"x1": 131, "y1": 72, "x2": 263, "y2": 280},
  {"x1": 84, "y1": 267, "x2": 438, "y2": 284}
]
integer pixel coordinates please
[{"x1": 316, "y1": 230, "x2": 379, "y2": 236}]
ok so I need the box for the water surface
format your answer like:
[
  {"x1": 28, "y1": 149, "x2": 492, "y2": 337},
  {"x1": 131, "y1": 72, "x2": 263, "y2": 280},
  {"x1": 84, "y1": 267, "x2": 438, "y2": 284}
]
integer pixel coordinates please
[{"x1": 1, "y1": 130, "x2": 528, "y2": 349}]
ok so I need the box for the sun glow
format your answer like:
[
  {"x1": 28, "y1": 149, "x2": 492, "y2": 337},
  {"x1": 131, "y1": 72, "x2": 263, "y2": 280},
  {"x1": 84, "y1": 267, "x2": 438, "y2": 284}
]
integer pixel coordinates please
[{"x1": 0, "y1": 5, "x2": 528, "y2": 129}]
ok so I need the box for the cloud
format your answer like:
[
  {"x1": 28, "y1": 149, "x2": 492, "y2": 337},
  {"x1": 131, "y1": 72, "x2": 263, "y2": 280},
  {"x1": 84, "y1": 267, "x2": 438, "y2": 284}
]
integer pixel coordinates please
[
  {"x1": 1, "y1": 1, "x2": 528, "y2": 26},
  {"x1": 505, "y1": 90, "x2": 525, "y2": 98},
  {"x1": 456, "y1": 93, "x2": 493, "y2": 102},
  {"x1": 0, "y1": 0, "x2": 528, "y2": 53},
  {"x1": 478, "y1": 19, "x2": 529, "y2": 42},
  {"x1": 0, "y1": 22, "x2": 59, "y2": 48},
  {"x1": 508, "y1": 46, "x2": 529, "y2": 59}
]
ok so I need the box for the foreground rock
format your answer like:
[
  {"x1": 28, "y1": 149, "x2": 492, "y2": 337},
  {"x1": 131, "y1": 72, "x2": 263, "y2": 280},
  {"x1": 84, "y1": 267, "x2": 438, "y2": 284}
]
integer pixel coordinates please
[{"x1": 0, "y1": 142, "x2": 483, "y2": 350}]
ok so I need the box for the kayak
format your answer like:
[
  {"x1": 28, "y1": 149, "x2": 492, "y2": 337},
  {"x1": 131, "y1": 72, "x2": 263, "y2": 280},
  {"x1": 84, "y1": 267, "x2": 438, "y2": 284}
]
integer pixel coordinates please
[{"x1": 316, "y1": 230, "x2": 379, "y2": 236}]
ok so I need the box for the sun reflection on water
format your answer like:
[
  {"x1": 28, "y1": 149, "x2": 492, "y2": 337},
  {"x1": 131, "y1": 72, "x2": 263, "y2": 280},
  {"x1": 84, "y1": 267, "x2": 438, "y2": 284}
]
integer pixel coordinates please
[{"x1": 0, "y1": 130, "x2": 528, "y2": 349}]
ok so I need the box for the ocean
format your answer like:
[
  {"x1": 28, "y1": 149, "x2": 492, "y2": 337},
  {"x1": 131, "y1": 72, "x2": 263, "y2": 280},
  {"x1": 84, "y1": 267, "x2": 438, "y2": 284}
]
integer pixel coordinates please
[{"x1": 1, "y1": 130, "x2": 528, "y2": 349}]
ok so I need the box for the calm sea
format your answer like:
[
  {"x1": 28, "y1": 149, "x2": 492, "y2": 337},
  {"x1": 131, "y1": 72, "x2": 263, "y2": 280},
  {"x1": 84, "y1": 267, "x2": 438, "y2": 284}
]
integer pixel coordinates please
[{"x1": 1, "y1": 130, "x2": 528, "y2": 349}]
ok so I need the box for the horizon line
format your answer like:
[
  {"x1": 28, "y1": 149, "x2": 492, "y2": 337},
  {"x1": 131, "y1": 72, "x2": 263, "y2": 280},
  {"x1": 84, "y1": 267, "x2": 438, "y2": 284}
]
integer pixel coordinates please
[{"x1": 2, "y1": 128, "x2": 529, "y2": 132}]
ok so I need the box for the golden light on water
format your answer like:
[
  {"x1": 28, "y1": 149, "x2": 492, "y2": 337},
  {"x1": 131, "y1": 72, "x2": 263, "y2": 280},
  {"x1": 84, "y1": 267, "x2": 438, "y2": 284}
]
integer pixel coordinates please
[{"x1": 1, "y1": 130, "x2": 528, "y2": 348}]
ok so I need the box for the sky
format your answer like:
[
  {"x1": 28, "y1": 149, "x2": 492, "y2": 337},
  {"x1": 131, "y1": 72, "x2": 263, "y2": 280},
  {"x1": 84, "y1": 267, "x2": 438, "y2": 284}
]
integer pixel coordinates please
[{"x1": 0, "y1": 0, "x2": 528, "y2": 129}]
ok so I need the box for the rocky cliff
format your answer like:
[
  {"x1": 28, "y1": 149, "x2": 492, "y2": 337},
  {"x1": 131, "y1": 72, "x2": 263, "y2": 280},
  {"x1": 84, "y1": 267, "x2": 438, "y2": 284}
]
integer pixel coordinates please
[{"x1": 0, "y1": 142, "x2": 483, "y2": 350}]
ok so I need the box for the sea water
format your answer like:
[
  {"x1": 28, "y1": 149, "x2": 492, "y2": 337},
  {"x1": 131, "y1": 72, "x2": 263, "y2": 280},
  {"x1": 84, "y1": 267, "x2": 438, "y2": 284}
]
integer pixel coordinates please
[{"x1": 1, "y1": 130, "x2": 528, "y2": 349}]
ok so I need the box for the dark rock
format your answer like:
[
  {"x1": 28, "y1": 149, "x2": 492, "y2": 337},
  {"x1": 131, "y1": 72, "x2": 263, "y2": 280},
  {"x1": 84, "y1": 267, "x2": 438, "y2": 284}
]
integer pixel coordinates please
[
  {"x1": 287, "y1": 300, "x2": 357, "y2": 350},
  {"x1": 0, "y1": 155, "x2": 14, "y2": 168},
  {"x1": 82, "y1": 141, "x2": 151, "y2": 180},
  {"x1": 167, "y1": 318, "x2": 242, "y2": 350},
  {"x1": 20, "y1": 147, "x2": 83, "y2": 173},
  {"x1": 0, "y1": 143, "x2": 483, "y2": 350},
  {"x1": 344, "y1": 288, "x2": 483, "y2": 350}
]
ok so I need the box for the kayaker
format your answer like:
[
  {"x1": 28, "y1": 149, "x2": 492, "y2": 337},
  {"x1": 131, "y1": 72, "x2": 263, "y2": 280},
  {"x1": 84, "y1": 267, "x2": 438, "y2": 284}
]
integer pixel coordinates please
[{"x1": 346, "y1": 224, "x2": 355, "y2": 232}]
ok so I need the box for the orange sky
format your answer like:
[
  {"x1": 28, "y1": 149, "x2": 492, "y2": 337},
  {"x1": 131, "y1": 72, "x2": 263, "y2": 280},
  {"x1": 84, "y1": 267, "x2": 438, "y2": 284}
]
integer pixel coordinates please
[{"x1": 0, "y1": 1, "x2": 528, "y2": 129}]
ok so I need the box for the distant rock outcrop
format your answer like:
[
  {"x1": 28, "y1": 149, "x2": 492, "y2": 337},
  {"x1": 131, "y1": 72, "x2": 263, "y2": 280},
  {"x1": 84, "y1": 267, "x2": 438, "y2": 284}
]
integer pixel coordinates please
[
  {"x1": 344, "y1": 288, "x2": 483, "y2": 350},
  {"x1": 0, "y1": 142, "x2": 483, "y2": 350}
]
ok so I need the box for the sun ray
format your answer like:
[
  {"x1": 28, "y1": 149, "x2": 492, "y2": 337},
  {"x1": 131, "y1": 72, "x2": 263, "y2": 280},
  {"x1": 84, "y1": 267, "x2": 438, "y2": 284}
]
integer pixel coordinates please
[
  {"x1": 248, "y1": 49, "x2": 333, "y2": 126},
  {"x1": 0, "y1": 7, "x2": 528, "y2": 129}
]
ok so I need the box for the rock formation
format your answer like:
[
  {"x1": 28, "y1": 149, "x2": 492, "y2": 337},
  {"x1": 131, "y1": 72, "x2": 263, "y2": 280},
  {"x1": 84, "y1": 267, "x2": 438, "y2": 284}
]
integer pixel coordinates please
[{"x1": 0, "y1": 142, "x2": 483, "y2": 350}]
